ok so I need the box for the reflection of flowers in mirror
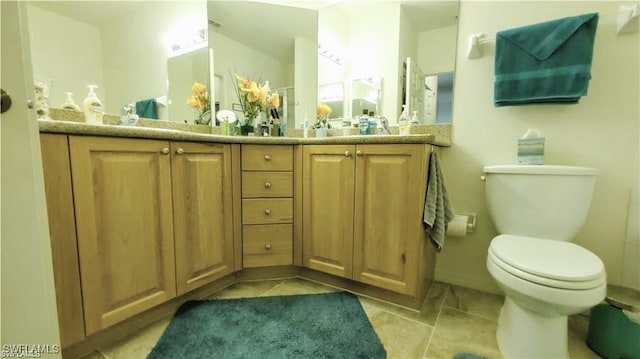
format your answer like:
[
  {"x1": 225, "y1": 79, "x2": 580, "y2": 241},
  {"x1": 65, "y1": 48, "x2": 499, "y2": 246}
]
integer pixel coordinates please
[
  {"x1": 314, "y1": 103, "x2": 332, "y2": 129},
  {"x1": 233, "y1": 73, "x2": 279, "y2": 125},
  {"x1": 186, "y1": 81, "x2": 211, "y2": 125}
]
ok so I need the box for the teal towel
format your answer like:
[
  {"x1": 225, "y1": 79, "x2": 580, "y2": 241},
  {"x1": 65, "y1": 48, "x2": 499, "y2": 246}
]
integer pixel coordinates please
[
  {"x1": 423, "y1": 151, "x2": 455, "y2": 252},
  {"x1": 494, "y1": 13, "x2": 598, "y2": 107},
  {"x1": 136, "y1": 99, "x2": 158, "y2": 119}
]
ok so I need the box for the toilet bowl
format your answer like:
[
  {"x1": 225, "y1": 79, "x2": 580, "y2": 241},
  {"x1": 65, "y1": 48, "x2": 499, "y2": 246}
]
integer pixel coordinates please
[
  {"x1": 483, "y1": 165, "x2": 607, "y2": 359},
  {"x1": 487, "y1": 235, "x2": 606, "y2": 357}
]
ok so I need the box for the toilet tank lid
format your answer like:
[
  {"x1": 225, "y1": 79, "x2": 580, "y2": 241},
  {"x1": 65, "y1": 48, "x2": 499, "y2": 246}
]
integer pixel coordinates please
[{"x1": 483, "y1": 165, "x2": 598, "y2": 176}]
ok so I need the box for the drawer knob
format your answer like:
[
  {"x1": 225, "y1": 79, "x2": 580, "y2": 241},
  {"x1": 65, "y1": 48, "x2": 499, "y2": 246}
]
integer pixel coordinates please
[
  {"x1": 356, "y1": 150, "x2": 363, "y2": 157},
  {"x1": 264, "y1": 154, "x2": 271, "y2": 161},
  {"x1": 264, "y1": 209, "x2": 271, "y2": 215},
  {"x1": 264, "y1": 182, "x2": 271, "y2": 189},
  {"x1": 176, "y1": 148, "x2": 184, "y2": 155},
  {"x1": 161, "y1": 147, "x2": 170, "y2": 155},
  {"x1": 265, "y1": 244, "x2": 272, "y2": 250},
  {"x1": 344, "y1": 151, "x2": 351, "y2": 157}
]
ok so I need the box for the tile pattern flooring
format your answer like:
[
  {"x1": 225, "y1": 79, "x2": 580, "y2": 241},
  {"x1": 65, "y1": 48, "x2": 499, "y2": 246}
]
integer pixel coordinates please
[{"x1": 81, "y1": 278, "x2": 600, "y2": 359}]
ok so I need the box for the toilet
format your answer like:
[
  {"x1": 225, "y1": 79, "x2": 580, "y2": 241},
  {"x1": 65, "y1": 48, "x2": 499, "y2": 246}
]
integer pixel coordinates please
[{"x1": 483, "y1": 165, "x2": 607, "y2": 359}]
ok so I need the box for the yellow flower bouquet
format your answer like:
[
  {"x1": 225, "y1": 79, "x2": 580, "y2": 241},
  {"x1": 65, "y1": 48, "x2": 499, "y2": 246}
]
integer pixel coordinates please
[
  {"x1": 233, "y1": 73, "x2": 280, "y2": 125},
  {"x1": 186, "y1": 81, "x2": 211, "y2": 125},
  {"x1": 313, "y1": 103, "x2": 333, "y2": 129}
]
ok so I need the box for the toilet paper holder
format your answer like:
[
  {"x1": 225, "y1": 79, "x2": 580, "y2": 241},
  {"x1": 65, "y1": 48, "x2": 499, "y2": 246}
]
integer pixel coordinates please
[
  {"x1": 461, "y1": 213, "x2": 477, "y2": 234},
  {"x1": 446, "y1": 213, "x2": 477, "y2": 238}
]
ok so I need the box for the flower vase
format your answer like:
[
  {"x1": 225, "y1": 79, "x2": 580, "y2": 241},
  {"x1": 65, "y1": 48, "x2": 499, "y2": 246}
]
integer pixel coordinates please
[
  {"x1": 240, "y1": 121, "x2": 255, "y2": 136},
  {"x1": 196, "y1": 110, "x2": 211, "y2": 125},
  {"x1": 316, "y1": 128, "x2": 328, "y2": 138}
]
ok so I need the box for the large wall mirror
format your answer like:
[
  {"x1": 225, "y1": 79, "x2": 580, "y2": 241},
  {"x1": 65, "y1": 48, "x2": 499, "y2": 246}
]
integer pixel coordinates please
[
  {"x1": 207, "y1": 1, "x2": 317, "y2": 129},
  {"x1": 26, "y1": 1, "x2": 208, "y2": 124},
  {"x1": 318, "y1": 1, "x2": 459, "y2": 125}
]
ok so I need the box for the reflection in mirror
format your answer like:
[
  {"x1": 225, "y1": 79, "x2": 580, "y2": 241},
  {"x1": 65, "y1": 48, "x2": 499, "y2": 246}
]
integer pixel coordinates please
[
  {"x1": 319, "y1": 1, "x2": 458, "y2": 126},
  {"x1": 424, "y1": 72, "x2": 454, "y2": 124},
  {"x1": 351, "y1": 78, "x2": 381, "y2": 119},
  {"x1": 318, "y1": 82, "x2": 344, "y2": 122},
  {"x1": 168, "y1": 47, "x2": 210, "y2": 124},
  {"x1": 207, "y1": 1, "x2": 317, "y2": 130},
  {"x1": 26, "y1": 1, "x2": 207, "y2": 123}
]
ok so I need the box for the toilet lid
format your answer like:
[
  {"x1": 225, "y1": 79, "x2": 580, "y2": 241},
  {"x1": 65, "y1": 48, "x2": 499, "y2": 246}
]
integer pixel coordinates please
[{"x1": 489, "y1": 235, "x2": 605, "y2": 289}]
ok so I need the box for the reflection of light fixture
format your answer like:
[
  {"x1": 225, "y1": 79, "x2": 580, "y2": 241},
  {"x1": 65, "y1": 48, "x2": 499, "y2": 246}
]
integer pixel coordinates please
[
  {"x1": 171, "y1": 29, "x2": 207, "y2": 52},
  {"x1": 318, "y1": 43, "x2": 342, "y2": 65}
]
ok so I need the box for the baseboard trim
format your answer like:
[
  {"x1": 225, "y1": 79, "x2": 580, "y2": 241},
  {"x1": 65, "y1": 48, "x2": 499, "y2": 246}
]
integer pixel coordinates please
[{"x1": 435, "y1": 270, "x2": 502, "y2": 295}]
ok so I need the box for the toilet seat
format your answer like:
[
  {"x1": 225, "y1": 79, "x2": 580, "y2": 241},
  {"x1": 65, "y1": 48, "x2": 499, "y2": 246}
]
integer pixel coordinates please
[{"x1": 489, "y1": 235, "x2": 606, "y2": 290}]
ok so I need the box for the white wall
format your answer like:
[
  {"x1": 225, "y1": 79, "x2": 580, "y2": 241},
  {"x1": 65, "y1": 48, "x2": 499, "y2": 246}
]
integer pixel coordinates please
[
  {"x1": 26, "y1": 4, "x2": 104, "y2": 111},
  {"x1": 436, "y1": 1, "x2": 640, "y2": 293}
]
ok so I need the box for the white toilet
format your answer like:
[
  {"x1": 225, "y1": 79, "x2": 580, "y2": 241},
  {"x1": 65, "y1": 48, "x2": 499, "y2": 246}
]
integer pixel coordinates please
[{"x1": 483, "y1": 165, "x2": 607, "y2": 359}]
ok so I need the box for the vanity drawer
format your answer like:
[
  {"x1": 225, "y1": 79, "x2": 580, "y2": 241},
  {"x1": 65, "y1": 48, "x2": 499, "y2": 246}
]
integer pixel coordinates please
[
  {"x1": 242, "y1": 224, "x2": 293, "y2": 267},
  {"x1": 242, "y1": 198, "x2": 293, "y2": 224},
  {"x1": 242, "y1": 172, "x2": 293, "y2": 198},
  {"x1": 242, "y1": 145, "x2": 293, "y2": 171}
]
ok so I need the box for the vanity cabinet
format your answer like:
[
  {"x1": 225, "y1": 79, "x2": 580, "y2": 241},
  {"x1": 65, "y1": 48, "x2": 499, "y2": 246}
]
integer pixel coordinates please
[
  {"x1": 241, "y1": 145, "x2": 294, "y2": 268},
  {"x1": 171, "y1": 142, "x2": 235, "y2": 295},
  {"x1": 39, "y1": 134, "x2": 86, "y2": 348},
  {"x1": 63, "y1": 136, "x2": 234, "y2": 335},
  {"x1": 302, "y1": 144, "x2": 430, "y2": 296}
]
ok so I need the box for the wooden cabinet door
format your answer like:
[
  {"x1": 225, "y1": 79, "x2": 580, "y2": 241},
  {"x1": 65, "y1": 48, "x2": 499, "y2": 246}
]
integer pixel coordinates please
[
  {"x1": 39, "y1": 134, "x2": 85, "y2": 347},
  {"x1": 302, "y1": 145, "x2": 355, "y2": 278},
  {"x1": 353, "y1": 144, "x2": 426, "y2": 296},
  {"x1": 171, "y1": 142, "x2": 234, "y2": 295},
  {"x1": 69, "y1": 136, "x2": 176, "y2": 335}
]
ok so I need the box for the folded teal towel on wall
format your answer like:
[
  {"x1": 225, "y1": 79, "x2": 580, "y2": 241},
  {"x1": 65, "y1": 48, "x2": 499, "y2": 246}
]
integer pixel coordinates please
[
  {"x1": 423, "y1": 151, "x2": 455, "y2": 252},
  {"x1": 494, "y1": 13, "x2": 599, "y2": 107},
  {"x1": 136, "y1": 99, "x2": 158, "y2": 119}
]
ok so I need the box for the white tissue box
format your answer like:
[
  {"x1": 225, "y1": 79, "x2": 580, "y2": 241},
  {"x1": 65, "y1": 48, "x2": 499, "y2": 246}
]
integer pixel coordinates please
[{"x1": 517, "y1": 137, "x2": 544, "y2": 165}]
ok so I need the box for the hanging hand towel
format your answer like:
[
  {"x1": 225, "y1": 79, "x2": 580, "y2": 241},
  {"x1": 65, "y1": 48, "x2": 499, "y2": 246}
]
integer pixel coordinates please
[
  {"x1": 136, "y1": 99, "x2": 158, "y2": 119},
  {"x1": 423, "y1": 151, "x2": 455, "y2": 252},
  {"x1": 494, "y1": 13, "x2": 598, "y2": 107}
]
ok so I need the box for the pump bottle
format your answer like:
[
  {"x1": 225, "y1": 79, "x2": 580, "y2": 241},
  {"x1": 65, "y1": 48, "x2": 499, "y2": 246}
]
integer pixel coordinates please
[{"x1": 83, "y1": 85, "x2": 104, "y2": 124}]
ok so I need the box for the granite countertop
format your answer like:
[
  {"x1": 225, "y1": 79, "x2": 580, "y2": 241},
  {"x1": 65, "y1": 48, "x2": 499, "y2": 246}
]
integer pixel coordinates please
[{"x1": 39, "y1": 109, "x2": 452, "y2": 146}]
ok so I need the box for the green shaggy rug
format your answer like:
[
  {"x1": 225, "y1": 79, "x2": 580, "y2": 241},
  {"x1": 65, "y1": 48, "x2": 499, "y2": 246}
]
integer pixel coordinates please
[{"x1": 147, "y1": 291, "x2": 386, "y2": 359}]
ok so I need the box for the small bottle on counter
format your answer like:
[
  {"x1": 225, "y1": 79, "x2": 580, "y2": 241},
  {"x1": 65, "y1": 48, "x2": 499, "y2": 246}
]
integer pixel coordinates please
[
  {"x1": 410, "y1": 110, "x2": 420, "y2": 126},
  {"x1": 83, "y1": 85, "x2": 104, "y2": 125},
  {"x1": 398, "y1": 105, "x2": 410, "y2": 136},
  {"x1": 359, "y1": 109, "x2": 369, "y2": 135},
  {"x1": 61, "y1": 92, "x2": 81, "y2": 111}
]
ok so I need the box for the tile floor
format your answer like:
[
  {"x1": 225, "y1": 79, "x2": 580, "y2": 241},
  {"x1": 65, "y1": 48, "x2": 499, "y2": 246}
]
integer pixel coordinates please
[{"x1": 81, "y1": 278, "x2": 601, "y2": 359}]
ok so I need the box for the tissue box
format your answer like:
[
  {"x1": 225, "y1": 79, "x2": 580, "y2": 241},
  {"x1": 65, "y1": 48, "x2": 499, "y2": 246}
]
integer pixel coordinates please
[{"x1": 517, "y1": 138, "x2": 544, "y2": 165}]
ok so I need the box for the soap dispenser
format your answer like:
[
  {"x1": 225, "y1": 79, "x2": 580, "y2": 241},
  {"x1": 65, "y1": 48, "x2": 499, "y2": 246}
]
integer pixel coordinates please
[
  {"x1": 83, "y1": 85, "x2": 104, "y2": 124},
  {"x1": 398, "y1": 105, "x2": 410, "y2": 135},
  {"x1": 410, "y1": 110, "x2": 420, "y2": 126},
  {"x1": 61, "y1": 92, "x2": 81, "y2": 111}
]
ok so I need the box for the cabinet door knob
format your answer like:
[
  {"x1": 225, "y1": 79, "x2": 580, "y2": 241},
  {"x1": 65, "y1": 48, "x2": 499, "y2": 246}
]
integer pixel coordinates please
[
  {"x1": 161, "y1": 147, "x2": 170, "y2": 155},
  {"x1": 265, "y1": 244, "x2": 272, "y2": 250},
  {"x1": 344, "y1": 151, "x2": 351, "y2": 157},
  {"x1": 176, "y1": 148, "x2": 184, "y2": 155},
  {"x1": 356, "y1": 150, "x2": 363, "y2": 157},
  {"x1": 264, "y1": 182, "x2": 271, "y2": 189},
  {"x1": 264, "y1": 154, "x2": 271, "y2": 161},
  {"x1": 264, "y1": 209, "x2": 271, "y2": 215}
]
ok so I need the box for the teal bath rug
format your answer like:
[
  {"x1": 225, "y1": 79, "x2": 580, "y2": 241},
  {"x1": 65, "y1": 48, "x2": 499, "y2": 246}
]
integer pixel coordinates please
[{"x1": 147, "y1": 291, "x2": 386, "y2": 359}]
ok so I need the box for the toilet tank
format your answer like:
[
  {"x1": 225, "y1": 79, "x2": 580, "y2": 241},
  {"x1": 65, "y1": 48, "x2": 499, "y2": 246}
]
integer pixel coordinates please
[{"x1": 483, "y1": 165, "x2": 598, "y2": 241}]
